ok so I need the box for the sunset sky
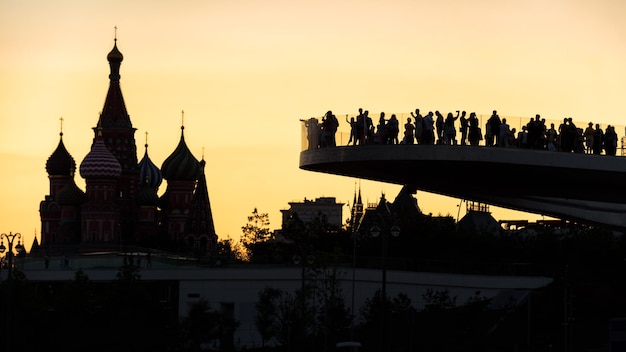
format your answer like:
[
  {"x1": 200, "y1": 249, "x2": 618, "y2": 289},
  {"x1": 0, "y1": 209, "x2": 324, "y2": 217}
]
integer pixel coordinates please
[{"x1": 2, "y1": 0, "x2": 626, "y2": 250}]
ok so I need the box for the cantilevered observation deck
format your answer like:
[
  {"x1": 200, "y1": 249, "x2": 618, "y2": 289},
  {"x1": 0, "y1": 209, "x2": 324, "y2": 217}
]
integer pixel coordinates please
[{"x1": 299, "y1": 116, "x2": 626, "y2": 230}]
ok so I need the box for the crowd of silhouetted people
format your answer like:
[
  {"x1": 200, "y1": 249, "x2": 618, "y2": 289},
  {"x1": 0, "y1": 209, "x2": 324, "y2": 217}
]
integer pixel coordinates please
[{"x1": 304, "y1": 108, "x2": 621, "y2": 156}]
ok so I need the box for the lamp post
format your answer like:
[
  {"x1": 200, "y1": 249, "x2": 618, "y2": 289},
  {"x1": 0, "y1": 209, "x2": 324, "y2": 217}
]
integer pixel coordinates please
[
  {"x1": 0, "y1": 232, "x2": 23, "y2": 281},
  {"x1": 370, "y1": 224, "x2": 400, "y2": 352},
  {"x1": 0, "y1": 232, "x2": 23, "y2": 352}
]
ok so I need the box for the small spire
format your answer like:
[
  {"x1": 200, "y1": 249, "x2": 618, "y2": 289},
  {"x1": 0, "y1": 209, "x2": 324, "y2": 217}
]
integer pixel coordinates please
[
  {"x1": 96, "y1": 114, "x2": 103, "y2": 137},
  {"x1": 114, "y1": 26, "x2": 118, "y2": 42},
  {"x1": 145, "y1": 131, "x2": 149, "y2": 149},
  {"x1": 59, "y1": 117, "x2": 64, "y2": 137},
  {"x1": 181, "y1": 110, "x2": 185, "y2": 131},
  {"x1": 199, "y1": 147, "x2": 206, "y2": 171}
]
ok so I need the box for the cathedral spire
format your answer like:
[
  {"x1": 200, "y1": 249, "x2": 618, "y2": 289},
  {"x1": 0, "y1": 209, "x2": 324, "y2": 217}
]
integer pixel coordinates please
[
  {"x1": 95, "y1": 33, "x2": 139, "y2": 204},
  {"x1": 99, "y1": 30, "x2": 132, "y2": 130},
  {"x1": 352, "y1": 181, "x2": 357, "y2": 208},
  {"x1": 186, "y1": 157, "x2": 218, "y2": 254},
  {"x1": 350, "y1": 180, "x2": 364, "y2": 230}
]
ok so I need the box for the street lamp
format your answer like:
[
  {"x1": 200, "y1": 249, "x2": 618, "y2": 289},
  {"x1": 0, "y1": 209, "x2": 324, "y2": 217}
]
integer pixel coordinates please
[
  {"x1": 0, "y1": 232, "x2": 23, "y2": 352},
  {"x1": 0, "y1": 232, "x2": 23, "y2": 280},
  {"x1": 370, "y1": 224, "x2": 400, "y2": 352}
]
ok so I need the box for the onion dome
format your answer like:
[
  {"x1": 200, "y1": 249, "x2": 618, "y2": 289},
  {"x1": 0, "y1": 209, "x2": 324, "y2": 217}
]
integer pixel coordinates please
[
  {"x1": 79, "y1": 132, "x2": 122, "y2": 179},
  {"x1": 138, "y1": 143, "x2": 163, "y2": 189},
  {"x1": 136, "y1": 180, "x2": 160, "y2": 206},
  {"x1": 107, "y1": 38, "x2": 124, "y2": 63},
  {"x1": 161, "y1": 126, "x2": 200, "y2": 181},
  {"x1": 56, "y1": 177, "x2": 86, "y2": 205},
  {"x1": 46, "y1": 132, "x2": 76, "y2": 176},
  {"x1": 107, "y1": 38, "x2": 123, "y2": 82}
]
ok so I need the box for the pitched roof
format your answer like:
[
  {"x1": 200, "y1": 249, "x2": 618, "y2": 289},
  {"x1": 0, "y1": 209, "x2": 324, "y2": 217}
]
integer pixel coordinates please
[{"x1": 186, "y1": 159, "x2": 217, "y2": 237}]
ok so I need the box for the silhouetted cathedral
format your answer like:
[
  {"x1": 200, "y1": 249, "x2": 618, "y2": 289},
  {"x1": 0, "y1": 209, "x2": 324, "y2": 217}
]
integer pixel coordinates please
[{"x1": 39, "y1": 39, "x2": 218, "y2": 255}]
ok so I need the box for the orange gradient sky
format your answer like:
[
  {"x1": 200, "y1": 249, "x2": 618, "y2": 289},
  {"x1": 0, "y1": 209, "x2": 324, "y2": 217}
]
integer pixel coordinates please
[{"x1": 2, "y1": 0, "x2": 626, "y2": 250}]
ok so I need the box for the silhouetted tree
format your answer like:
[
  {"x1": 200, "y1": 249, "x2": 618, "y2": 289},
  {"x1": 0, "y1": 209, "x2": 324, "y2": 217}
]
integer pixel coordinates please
[
  {"x1": 422, "y1": 288, "x2": 457, "y2": 312},
  {"x1": 240, "y1": 208, "x2": 272, "y2": 261},
  {"x1": 216, "y1": 237, "x2": 236, "y2": 265}
]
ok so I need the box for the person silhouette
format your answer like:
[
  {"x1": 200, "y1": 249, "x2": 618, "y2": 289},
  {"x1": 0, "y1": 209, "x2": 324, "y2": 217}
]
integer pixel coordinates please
[
  {"x1": 605, "y1": 125, "x2": 618, "y2": 156},
  {"x1": 404, "y1": 117, "x2": 415, "y2": 144},
  {"x1": 346, "y1": 115, "x2": 357, "y2": 146},
  {"x1": 386, "y1": 114, "x2": 399, "y2": 144},
  {"x1": 355, "y1": 108, "x2": 365, "y2": 145},
  {"x1": 468, "y1": 112, "x2": 481, "y2": 146},
  {"x1": 499, "y1": 118, "x2": 510, "y2": 147},
  {"x1": 303, "y1": 117, "x2": 320, "y2": 149},
  {"x1": 459, "y1": 111, "x2": 468, "y2": 145},
  {"x1": 435, "y1": 111, "x2": 445, "y2": 144},
  {"x1": 321, "y1": 110, "x2": 338, "y2": 147},
  {"x1": 486, "y1": 110, "x2": 501, "y2": 147},
  {"x1": 584, "y1": 122, "x2": 594, "y2": 154},
  {"x1": 411, "y1": 109, "x2": 423, "y2": 144},
  {"x1": 374, "y1": 112, "x2": 387, "y2": 144},
  {"x1": 443, "y1": 111, "x2": 459, "y2": 145},
  {"x1": 592, "y1": 123, "x2": 604, "y2": 155}
]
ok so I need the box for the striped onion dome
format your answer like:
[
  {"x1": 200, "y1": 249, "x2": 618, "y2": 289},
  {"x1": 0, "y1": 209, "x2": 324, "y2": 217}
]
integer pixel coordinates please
[
  {"x1": 46, "y1": 133, "x2": 76, "y2": 176},
  {"x1": 161, "y1": 126, "x2": 200, "y2": 181},
  {"x1": 79, "y1": 133, "x2": 122, "y2": 179},
  {"x1": 56, "y1": 178, "x2": 86, "y2": 205},
  {"x1": 138, "y1": 144, "x2": 163, "y2": 189}
]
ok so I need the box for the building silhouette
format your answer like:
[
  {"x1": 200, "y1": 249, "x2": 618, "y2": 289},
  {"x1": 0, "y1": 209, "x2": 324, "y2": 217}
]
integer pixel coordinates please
[
  {"x1": 349, "y1": 183, "x2": 364, "y2": 231},
  {"x1": 456, "y1": 201, "x2": 502, "y2": 236},
  {"x1": 280, "y1": 196, "x2": 344, "y2": 228},
  {"x1": 39, "y1": 38, "x2": 217, "y2": 255}
]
